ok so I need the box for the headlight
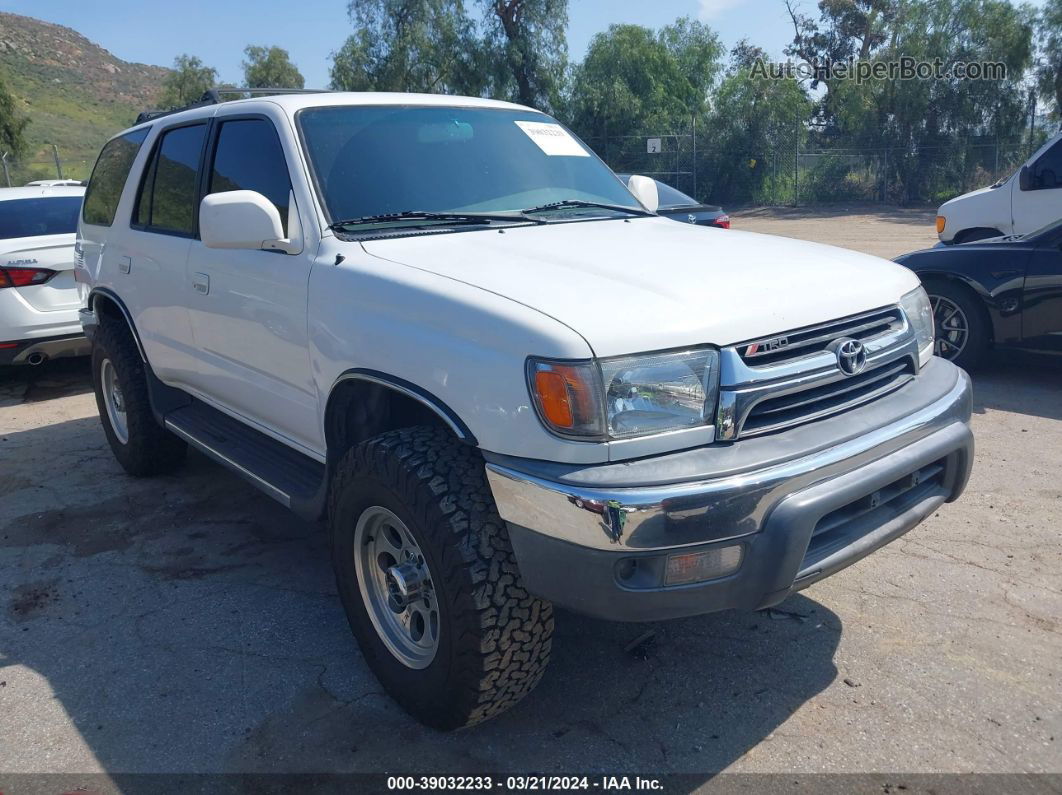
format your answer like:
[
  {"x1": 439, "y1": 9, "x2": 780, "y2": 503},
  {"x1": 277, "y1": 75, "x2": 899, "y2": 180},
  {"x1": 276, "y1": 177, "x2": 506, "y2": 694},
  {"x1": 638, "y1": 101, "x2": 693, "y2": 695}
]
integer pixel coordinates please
[
  {"x1": 528, "y1": 348, "x2": 720, "y2": 441},
  {"x1": 900, "y1": 286, "x2": 935, "y2": 368}
]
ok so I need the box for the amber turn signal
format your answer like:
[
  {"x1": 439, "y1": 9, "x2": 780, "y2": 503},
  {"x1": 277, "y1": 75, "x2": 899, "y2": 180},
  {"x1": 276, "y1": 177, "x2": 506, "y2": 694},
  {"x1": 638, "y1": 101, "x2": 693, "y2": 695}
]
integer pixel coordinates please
[{"x1": 935, "y1": 215, "x2": 946, "y2": 234}]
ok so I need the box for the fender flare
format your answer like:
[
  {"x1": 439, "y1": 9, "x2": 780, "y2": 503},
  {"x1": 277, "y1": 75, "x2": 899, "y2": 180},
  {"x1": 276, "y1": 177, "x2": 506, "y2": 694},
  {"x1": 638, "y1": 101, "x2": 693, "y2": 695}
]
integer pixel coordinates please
[
  {"x1": 87, "y1": 287, "x2": 148, "y2": 362},
  {"x1": 326, "y1": 369, "x2": 477, "y2": 446}
]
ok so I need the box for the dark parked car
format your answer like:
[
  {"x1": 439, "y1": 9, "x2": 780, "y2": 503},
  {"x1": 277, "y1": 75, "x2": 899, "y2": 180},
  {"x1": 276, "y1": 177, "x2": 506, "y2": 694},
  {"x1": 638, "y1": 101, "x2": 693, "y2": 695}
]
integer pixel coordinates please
[
  {"x1": 617, "y1": 174, "x2": 729, "y2": 228},
  {"x1": 894, "y1": 217, "x2": 1062, "y2": 370}
]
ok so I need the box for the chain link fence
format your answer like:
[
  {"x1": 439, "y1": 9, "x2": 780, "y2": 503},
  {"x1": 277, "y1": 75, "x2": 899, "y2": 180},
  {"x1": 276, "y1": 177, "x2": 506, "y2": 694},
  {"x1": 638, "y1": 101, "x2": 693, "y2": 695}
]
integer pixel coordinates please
[
  {"x1": 1, "y1": 147, "x2": 96, "y2": 187},
  {"x1": 585, "y1": 125, "x2": 1048, "y2": 207}
]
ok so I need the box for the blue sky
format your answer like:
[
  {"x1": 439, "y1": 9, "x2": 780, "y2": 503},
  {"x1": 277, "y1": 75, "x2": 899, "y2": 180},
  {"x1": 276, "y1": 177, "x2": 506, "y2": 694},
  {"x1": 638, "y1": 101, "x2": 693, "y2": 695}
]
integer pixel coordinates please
[
  {"x1": 6, "y1": 0, "x2": 802, "y2": 87},
  {"x1": 4, "y1": 0, "x2": 1045, "y2": 88}
]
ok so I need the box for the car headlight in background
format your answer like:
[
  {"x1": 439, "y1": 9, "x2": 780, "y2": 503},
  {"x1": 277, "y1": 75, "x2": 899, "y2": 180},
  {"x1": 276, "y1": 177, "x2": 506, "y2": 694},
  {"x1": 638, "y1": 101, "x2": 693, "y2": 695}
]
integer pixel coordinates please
[
  {"x1": 900, "y1": 286, "x2": 935, "y2": 368},
  {"x1": 528, "y1": 347, "x2": 719, "y2": 441}
]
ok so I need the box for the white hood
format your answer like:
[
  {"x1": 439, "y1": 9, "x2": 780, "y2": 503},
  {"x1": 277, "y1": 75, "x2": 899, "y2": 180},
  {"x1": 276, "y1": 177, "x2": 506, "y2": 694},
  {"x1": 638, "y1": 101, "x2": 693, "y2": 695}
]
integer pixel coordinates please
[{"x1": 362, "y1": 217, "x2": 920, "y2": 357}]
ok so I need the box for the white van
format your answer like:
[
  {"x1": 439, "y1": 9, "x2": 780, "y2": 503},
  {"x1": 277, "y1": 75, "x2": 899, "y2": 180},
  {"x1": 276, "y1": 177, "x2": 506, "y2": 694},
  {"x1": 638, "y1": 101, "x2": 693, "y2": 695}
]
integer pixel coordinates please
[{"x1": 936, "y1": 131, "x2": 1062, "y2": 244}]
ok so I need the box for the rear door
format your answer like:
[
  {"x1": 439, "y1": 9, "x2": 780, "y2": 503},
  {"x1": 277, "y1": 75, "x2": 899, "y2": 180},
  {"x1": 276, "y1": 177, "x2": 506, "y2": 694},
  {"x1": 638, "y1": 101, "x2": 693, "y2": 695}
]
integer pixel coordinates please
[{"x1": 121, "y1": 122, "x2": 208, "y2": 385}]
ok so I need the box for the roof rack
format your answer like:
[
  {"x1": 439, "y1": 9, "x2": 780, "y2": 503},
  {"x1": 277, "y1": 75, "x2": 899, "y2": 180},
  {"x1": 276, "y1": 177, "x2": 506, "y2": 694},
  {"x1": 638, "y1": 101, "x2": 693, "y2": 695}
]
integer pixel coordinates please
[{"x1": 135, "y1": 87, "x2": 333, "y2": 125}]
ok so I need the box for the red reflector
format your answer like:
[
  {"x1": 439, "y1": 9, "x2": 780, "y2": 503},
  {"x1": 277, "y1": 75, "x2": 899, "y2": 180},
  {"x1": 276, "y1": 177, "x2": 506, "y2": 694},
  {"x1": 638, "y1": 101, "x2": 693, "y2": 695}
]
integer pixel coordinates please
[
  {"x1": 0, "y1": 267, "x2": 57, "y2": 288},
  {"x1": 0, "y1": 342, "x2": 19, "y2": 349}
]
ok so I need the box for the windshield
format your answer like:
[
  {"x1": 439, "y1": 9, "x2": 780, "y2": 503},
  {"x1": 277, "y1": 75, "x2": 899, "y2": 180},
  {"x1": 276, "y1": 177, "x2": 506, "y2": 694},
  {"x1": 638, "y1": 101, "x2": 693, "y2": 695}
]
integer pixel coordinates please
[
  {"x1": 298, "y1": 105, "x2": 640, "y2": 229},
  {"x1": 0, "y1": 196, "x2": 82, "y2": 240}
]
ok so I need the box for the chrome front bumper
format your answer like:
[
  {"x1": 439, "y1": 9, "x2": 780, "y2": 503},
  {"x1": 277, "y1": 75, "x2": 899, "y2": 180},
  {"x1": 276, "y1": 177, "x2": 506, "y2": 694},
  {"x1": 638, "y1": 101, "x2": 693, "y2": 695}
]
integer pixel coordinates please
[{"x1": 485, "y1": 358, "x2": 974, "y2": 621}]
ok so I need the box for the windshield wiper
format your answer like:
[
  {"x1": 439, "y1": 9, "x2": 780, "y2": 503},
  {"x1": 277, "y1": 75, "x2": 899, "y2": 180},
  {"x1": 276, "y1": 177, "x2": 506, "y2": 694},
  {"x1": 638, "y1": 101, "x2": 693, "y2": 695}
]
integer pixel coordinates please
[
  {"x1": 328, "y1": 210, "x2": 540, "y2": 231},
  {"x1": 521, "y1": 199, "x2": 655, "y2": 217}
]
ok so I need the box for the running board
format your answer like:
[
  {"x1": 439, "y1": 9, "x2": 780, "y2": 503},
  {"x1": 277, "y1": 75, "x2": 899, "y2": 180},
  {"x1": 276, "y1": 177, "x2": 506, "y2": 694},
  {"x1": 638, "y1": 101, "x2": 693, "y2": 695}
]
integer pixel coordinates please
[{"x1": 164, "y1": 400, "x2": 327, "y2": 519}]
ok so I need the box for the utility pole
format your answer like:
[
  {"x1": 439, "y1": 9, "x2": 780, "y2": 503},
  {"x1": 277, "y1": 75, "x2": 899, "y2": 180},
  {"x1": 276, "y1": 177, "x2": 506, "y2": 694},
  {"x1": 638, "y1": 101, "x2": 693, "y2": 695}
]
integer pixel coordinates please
[
  {"x1": 1, "y1": 152, "x2": 10, "y2": 187},
  {"x1": 1028, "y1": 90, "x2": 1036, "y2": 152},
  {"x1": 52, "y1": 144, "x2": 64, "y2": 179},
  {"x1": 692, "y1": 113, "x2": 697, "y2": 201}
]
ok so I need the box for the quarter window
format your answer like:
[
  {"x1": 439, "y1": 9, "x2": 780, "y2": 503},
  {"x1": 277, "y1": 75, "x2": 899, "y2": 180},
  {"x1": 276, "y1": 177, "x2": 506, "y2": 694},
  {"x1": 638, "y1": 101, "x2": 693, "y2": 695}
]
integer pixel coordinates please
[
  {"x1": 134, "y1": 124, "x2": 207, "y2": 235},
  {"x1": 82, "y1": 128, "x2": 149, "y2": 226},
  {"x1": 209, "y1": 118, "x2": 292, "y2": 234}
]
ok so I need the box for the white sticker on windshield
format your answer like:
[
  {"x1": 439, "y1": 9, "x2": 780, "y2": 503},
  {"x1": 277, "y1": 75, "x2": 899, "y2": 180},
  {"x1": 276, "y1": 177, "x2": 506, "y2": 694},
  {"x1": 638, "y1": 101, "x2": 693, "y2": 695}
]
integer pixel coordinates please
[{"x1": 515, "y1": 121, "x2": 590, "y2": 157}]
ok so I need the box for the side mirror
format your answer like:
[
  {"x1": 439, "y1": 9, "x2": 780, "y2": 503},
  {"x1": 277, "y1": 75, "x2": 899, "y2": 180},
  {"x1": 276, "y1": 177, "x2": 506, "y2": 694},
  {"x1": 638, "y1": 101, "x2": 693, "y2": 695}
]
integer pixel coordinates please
[
  {"x1": 1019, "y1": 165, "x2": 1034, "y2": 192},
  {"x1": 626, "y1": 175, "x2": 659, "y2": 213},
  {"x1": 200, "y1": 190, "x2": 301, "y2": 254}
]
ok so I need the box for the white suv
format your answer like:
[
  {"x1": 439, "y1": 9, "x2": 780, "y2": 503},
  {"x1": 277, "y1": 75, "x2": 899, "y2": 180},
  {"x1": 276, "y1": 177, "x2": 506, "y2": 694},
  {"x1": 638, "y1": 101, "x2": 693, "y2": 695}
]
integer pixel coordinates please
[
  {"x1": 1, "y1": 185, "x2": 90, "y2": 365},
  {"x1": 78, "y1": 91, "x2": 974, "y2": 729}
]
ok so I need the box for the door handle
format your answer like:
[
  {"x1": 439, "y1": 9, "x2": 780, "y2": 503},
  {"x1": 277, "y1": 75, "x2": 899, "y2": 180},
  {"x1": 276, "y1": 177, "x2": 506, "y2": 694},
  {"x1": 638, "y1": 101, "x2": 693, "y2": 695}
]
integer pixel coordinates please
[{"x1": 192, "y1": 272, "x2": 210, "y2": 295}]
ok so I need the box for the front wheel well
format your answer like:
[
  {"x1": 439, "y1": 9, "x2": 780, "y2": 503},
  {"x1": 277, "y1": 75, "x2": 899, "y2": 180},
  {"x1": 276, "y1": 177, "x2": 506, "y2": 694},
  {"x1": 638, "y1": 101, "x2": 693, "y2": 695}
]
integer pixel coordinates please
[
  {"x1": 951, "y1": 227, "x2": 1003, "y2": 245},
  {"x1": 919, "y1": 275, "x2": 994, "y2": 345},
  {"x1": 324, "y1": 376, "x2": 468, "y2": 464}
]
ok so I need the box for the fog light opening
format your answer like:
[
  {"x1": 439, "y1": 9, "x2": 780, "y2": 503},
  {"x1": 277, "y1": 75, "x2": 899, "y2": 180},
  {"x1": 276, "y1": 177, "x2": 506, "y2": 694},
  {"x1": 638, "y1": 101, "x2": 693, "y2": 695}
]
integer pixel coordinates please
[
  {"x1": 616, "y1": 557, "x2": 639, "y2": 583},
  {"x1": 665, "y1": 545, "x2": 743, "y2": 586}
]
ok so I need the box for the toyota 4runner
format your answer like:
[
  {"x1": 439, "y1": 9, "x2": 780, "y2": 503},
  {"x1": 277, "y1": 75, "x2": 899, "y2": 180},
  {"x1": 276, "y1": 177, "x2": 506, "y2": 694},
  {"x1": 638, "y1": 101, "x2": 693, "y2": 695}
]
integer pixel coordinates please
[{"x1": 77, "y1": 90, "x2": 974, "y2": 730}]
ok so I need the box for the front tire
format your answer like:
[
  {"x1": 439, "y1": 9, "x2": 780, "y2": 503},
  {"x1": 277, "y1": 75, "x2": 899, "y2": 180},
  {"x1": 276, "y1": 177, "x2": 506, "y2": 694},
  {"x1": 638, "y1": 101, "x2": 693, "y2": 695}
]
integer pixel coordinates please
[
  {"x1": 330, "y1": 427, "x2": 553, "y2": 730},
  {"x1": 91, "y1": 320, "x2": 187, "y2": 476},
  {"x1": 924, "y1": 280, "x2": 989, "y2": 371}
]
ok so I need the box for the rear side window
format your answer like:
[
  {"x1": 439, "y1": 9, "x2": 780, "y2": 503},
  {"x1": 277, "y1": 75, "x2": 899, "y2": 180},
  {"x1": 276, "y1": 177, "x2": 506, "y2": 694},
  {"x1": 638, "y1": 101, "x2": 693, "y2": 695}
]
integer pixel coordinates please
[
  {"x1": 0, "y1": 196, "x2": 83, "y2": 240},
  {"x1": 82, "y1": 128, "x2": 150, "y2": 226},
  {"x1": 134, "y1": 123, "x2": 208, "y2": 236},
  {"x1": 208, "y1": 118, "x2": 292, "y2": 234}
]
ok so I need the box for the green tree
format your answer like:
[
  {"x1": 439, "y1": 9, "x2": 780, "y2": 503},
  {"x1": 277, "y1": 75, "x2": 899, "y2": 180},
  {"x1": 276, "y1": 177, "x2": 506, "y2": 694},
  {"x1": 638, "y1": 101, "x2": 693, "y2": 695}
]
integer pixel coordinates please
[
  {"x1": 0, "y1": 66, "x2": 29, "y2": 160},
  {"x1": 243, "y1": 45, "x2": 306, "y2": 89},
  {"x1": 479, "y1": 0, "x2": 568, "y2": 112},
  {"x1": 703, "y1": 43, "x2": 812, "y2": 203},
  {"x1": 1037, "y1": 0, "x2": 1062, "y2": 118},
  {"x1": 568, "y1": 19, "x2": 722, "y2": 141},
  {"x1": 330, "y1": 0, "x2": 484, "y2": 94},
  {"x1": 160, "y1": 54, "x2": 218, "y2": 107}
]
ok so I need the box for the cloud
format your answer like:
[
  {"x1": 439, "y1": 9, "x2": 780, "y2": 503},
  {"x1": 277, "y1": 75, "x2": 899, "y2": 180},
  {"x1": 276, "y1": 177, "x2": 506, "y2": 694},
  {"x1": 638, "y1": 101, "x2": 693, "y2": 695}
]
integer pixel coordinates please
[{"x1": 698, "y1": 0, "x2": 747, "y2": 20}]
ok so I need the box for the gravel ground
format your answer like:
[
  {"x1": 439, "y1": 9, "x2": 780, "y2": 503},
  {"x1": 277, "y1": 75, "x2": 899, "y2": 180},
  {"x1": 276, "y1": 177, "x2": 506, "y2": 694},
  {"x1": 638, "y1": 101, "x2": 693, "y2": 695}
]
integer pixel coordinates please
[{"x1": 0, "y1": 208, "x2": 1059, "y2": 783}]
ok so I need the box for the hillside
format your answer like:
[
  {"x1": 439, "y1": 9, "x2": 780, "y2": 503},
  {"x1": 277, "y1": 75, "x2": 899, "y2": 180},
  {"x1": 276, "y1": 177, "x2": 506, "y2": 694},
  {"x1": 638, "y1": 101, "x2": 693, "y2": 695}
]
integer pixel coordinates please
[{"x1": 0, "y1": 12, "x2": 169, "y2": 181}]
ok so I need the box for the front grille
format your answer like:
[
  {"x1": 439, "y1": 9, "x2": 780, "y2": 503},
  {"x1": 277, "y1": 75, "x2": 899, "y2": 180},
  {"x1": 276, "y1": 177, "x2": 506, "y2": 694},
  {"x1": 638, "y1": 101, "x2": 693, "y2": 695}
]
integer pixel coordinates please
[
  {"x1": 799, "y1": 458, "x2": 946, "y2": 576},
  {"x1": 740, "y1": 358, "x2": 915, "y2": 437},
  {"x1": 738, "y1": 307, "x2": 904, "y2": 368}
]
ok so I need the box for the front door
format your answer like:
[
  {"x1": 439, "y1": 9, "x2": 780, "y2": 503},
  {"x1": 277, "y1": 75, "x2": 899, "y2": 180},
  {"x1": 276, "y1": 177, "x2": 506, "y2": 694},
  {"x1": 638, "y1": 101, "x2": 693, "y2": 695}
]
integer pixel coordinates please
[
  {"x1": 183, "y1": 116, "x2": 320, "y2": 454},
  {"x1": 1022, "y1": 227, "x2": 1062, "y2": 353},
  {"x1": 1012, "y1": 137, "x2": 1062, "y2": 237}
]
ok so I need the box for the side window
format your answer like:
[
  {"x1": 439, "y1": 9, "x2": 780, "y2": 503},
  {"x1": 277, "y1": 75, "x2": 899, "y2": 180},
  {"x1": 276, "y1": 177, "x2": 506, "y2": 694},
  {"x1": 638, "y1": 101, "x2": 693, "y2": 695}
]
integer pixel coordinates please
[
  {"x1": 134, "y1": 124, "x2": 207, "y2": 235},
  {"x1": 208, "y1": 118, "x2": 292, "y2": 234},
  {"x1": 82, "y1": 128, "x2": 149, "y2": 226},
  {"x1": 1034, "y1": 139, "x2": 1062, "y2": 190}
]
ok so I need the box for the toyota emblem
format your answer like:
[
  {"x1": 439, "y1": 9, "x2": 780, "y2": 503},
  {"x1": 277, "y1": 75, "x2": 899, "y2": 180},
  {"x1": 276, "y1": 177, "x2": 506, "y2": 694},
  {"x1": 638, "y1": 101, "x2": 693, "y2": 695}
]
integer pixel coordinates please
[{"x1": 831, "y1": 337, "x2": 867, "y2": 376}]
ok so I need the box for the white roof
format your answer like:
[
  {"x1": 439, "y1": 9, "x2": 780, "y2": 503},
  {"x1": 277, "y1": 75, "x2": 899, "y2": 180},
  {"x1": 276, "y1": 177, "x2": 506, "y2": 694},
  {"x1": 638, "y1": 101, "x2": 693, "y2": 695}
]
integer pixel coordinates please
[
  {"x1": 0, "y1": 185, "x2": 86, "y2": 201},
  {"x1": 127, "y1": 91, "x2": 541, "y2": 135}
]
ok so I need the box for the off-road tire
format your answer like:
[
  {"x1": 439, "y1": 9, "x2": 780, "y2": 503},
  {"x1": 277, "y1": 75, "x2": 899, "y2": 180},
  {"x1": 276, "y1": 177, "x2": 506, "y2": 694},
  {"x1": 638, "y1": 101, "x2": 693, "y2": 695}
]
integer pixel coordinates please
[
  {"x1": 91, "y1": 319, "x2": 187, "y2": 476},
  {"x1": 330, "y1": 426, "x2": 554, "y2": 730}
]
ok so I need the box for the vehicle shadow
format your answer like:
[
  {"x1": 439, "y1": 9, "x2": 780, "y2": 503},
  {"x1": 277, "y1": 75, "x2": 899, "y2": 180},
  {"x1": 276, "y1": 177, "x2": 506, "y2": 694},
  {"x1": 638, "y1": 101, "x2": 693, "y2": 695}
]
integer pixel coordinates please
[
  {"x1": 969, "y1": 350, "x2": 1062, "y2": 422},
  {"x1": 0, "y1": 414, "x2": 842, "y2": 780},
  {"x1": 0, "y1": 357, "x2": 93, "y2": 406}
]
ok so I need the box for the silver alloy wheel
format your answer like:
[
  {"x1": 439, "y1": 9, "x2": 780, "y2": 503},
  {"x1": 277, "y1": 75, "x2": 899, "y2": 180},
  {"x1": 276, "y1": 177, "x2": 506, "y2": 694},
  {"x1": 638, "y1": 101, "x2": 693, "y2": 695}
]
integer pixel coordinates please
[
  {"x1": 100, "y1": 358, "x2": 129, "y2": 444},
  {"x1": 929, "y1": 295, "x2": 969, "y2": 360},
  {"x1": 354, "y1": 506, "x2": 440, "y2": 669}
]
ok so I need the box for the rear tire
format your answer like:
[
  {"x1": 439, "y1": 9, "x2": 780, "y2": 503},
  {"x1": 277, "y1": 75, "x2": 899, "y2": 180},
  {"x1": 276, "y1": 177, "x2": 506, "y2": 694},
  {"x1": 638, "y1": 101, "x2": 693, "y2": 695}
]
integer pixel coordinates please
[
  {"x1": 91, "y1": 319, "x2": 186, "y2": 476},
  {"x1": 330, "y1": 426, "x2": 553, "y2": 730}
]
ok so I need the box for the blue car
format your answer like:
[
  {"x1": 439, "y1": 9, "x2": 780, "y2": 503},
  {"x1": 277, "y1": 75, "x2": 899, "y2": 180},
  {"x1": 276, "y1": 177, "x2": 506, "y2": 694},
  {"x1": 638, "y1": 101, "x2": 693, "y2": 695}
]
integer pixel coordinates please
[{"x1": 894, "y1": 218, "x2": 1062, "y2": 370}]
